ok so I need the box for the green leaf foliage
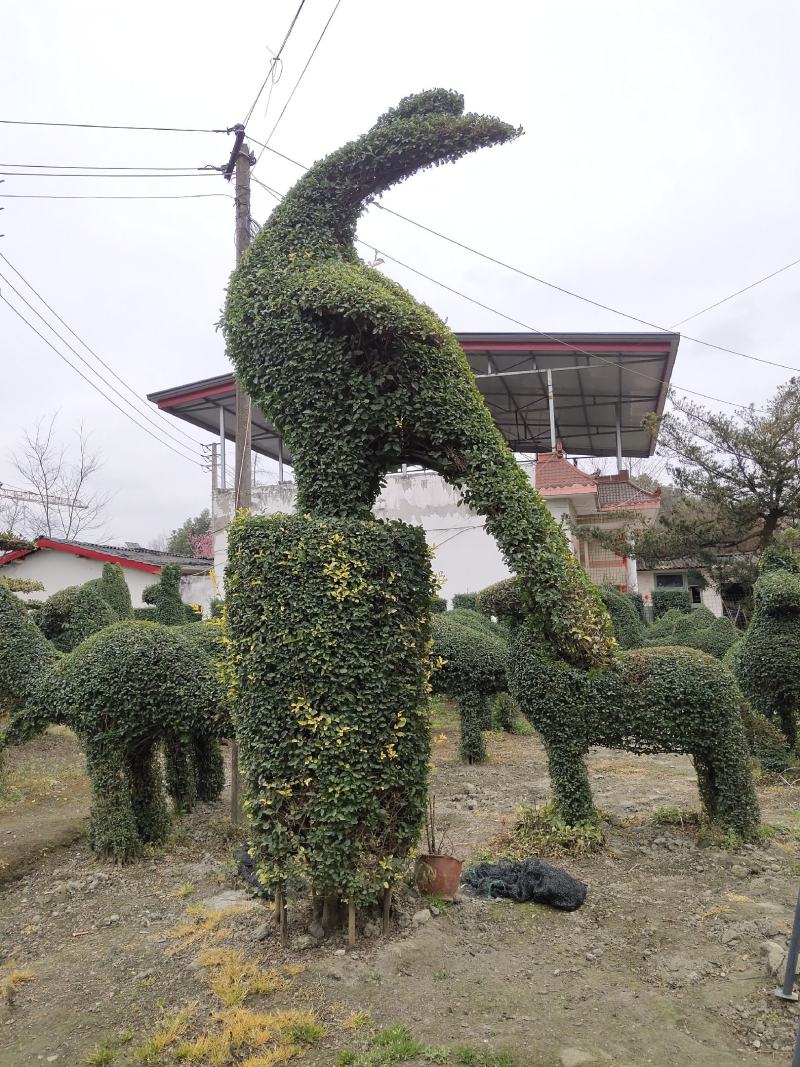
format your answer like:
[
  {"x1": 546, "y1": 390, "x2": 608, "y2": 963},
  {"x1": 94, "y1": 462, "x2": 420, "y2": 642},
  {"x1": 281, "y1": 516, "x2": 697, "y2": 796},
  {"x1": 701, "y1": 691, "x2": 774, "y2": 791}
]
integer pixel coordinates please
[
  {"x1": 89, "y1": 562, "x2": 133, "y2": 618},
  {"x1": 652, "y1": 589, "x2": 692, "y2": 618},
  {"x1": 225, "y1": 512, "x2": 435, "y2": 901},
  {"x1": 508, "y1": 630, "x2": 759, "y2": 837},
  {"x1": 0, "y1": 577, "x2": 44, "y2": 593},
  {"x1": 37, "y1": 582, "x2": 117, "y2": 651},
  {"x1": 430, "y1": 611, "x2": 508, "y2": 762},
  {"x1": 643, "y1": 605, "x2": 739, "y2": 660},
  {"x1": 0, "y1": 583, "x2": 57, "y2": 715},
  {"x1": 735, "y1": 550, "x2": 800, "y2": 748},
  {"x1": 142, "y1": 564, "x2": 188, "y2": 626},
  {"x1": 223, "y1": 89, "x2": 615, "y2": 670},
  {"x1": 451, "y1": 592, "x2": 479, "y2": 612},
  {"x1": 598, "y1": 586, "x2": 646, "y2": 650}
]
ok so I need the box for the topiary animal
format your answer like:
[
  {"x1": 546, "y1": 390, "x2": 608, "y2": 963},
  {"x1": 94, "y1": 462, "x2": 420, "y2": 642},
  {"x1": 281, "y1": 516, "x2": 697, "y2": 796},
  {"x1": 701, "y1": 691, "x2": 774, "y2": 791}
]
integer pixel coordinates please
[
  {"x1": 36, "y1": 582, "x2": 117, "y2": 651},
  {"x1": 0, "y1": 586, "x2": 228, "y2": 858},
  {"x1": 142, "y1": 563, "x2": 188, "y2": 626},
  {"x1": 224, "y1": 88, "x2": 614, "y2": 671},
  {"x1": 598, "y1": 586, "x2": 645, "y2": 649},
  {"x1": 431, "y1": 611, "x2": 508, "y2": 763},
  {"x1": 735, "y1": 547, "x2": 800, "y2": 748}
]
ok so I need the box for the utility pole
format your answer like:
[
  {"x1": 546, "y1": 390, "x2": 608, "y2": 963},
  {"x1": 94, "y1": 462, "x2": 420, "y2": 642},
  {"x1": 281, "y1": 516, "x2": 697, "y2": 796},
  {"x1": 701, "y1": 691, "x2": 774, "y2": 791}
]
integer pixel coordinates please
[{"x1": 223, "y1": 126, "x2": 254, "y2": 825}]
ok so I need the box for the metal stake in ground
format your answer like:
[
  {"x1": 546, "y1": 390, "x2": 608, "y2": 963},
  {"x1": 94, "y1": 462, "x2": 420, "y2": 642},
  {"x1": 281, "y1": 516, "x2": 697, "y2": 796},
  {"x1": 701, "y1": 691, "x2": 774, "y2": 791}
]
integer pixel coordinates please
[{"x1": 774, "y1": 886, "x2": 800, "y2": 1002}]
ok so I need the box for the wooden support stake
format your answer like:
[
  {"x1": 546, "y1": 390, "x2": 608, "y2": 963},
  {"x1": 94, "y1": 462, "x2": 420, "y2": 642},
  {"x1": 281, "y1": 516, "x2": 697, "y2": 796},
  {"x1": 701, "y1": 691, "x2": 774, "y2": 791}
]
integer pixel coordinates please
[
  {"x1": 275, "y1": 885, "x2": 283, "y2": 925},
  {"x1": 348, "y1": 899, "x2": 356, "y2": 947},
  {"x1": 382, "y1": 887, "x2": 392, "y2": 936},
  {"x1": 279, "y1": 885, "x2": 288, "y2": 948}
]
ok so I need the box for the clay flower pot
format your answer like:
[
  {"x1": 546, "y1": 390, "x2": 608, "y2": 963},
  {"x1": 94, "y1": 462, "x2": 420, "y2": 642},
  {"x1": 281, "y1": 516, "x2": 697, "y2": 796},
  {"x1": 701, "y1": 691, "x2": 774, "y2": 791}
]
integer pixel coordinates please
[{"x1": 414, "y1": 854, "x2": 463, "y2": 900}]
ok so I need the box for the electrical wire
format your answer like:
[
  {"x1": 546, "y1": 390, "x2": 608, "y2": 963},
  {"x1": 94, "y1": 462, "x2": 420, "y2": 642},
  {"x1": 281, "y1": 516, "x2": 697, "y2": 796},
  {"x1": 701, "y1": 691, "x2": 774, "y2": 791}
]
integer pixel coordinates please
[
  {"x1": 253, "y1": 0, "x2": 344, "y2": 165},
  {"x1": 0, "y1": 162, "x2": 221, "y2": 171},
  {"x1": 250, "y1": 140, "x2": 800, "y2": 376},
  {"x1": 241, "y1": 0, "x2": 309, "y2": 127},
  {"x1": 0, "y1": 170, "x2": 219, "y2": 179},
  {"x1": 0, "y1": 119, "x2": 229, "y2": 133},
  {"x1": 0, "y1": 266, "x2": 206, "y2": 461},
  {"x1": 0, "y1": 251, "x2": 206, "y2": 450},
  {"x1": 669, "y1": 255, "x2": 800, "y2": 327},
  {"x1": 0, "y1": 294, "x2": 205, "y2": 468},
  {"x1": 249, "y1": 175, "x2": 765, "y2": 413},
  {"x1": 0, "y1": 192, "x2": 232, "y2": 200}
]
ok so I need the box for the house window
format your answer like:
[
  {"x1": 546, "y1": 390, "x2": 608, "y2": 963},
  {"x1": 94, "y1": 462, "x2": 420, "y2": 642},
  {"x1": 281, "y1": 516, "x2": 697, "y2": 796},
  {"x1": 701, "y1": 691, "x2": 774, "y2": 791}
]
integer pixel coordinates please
[{"x1": 655, "y1": 573, "x2": 685, "y2": 589}]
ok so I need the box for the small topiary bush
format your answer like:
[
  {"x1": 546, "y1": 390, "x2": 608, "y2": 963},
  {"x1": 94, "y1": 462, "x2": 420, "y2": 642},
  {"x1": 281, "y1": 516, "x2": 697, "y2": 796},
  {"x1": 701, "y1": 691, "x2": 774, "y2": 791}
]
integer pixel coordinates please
[
  {"x1": 0, "y1": 582, "x2": 57, "y2": 713},
  {"x1": 644, "y1": 605, "x2": 739, "y2": 659},
  {"x1": 90, "y1": 562, "x2": 133, "y2": 619},
  {"x1": 36, "y1": 583, "x2": 117, "y2": 652},
  {"x1": 431, "y1": 612, "x2": 507, "y2": 762},
  {"x1": 452, "y1": 592, "x2": 479, "y2": 612},
  {"x1": 652, "y1": 589, "x2": 693, "y2": 618},
  {"x1": 431, "y1": 596, "x2": 447, "y2": 614},
  {"x1": 493, "y1": 691, "x2": 517, "y2": 732},
  {"x1": 735, "y1": 549, "x2": 800, "y2": 748},
  {"x1": 598, "y1": 586, "x2": 645, "y2": 650},
  {"x1": 225, "y1": 512, "x2": 435, "y2": 910},
  {"x1": 142, "y1": 564, "x2": 188, "y2": 626},
  {"x1": 626, "y1": 590, "x2": 645, "y2": 622},
  {"x1": 739, "y1": 699, "x2": 792, "y2": 772}
]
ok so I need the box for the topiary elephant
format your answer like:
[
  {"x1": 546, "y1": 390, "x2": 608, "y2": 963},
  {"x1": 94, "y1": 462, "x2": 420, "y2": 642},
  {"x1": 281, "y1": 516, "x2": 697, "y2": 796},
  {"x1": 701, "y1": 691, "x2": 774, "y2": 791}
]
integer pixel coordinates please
[
  {"x1": 734, "y1": 546, "x2": 800, "y2": 749},
  {"x1": 0, "y1": 585, "x2": 229, "y2": 859}
]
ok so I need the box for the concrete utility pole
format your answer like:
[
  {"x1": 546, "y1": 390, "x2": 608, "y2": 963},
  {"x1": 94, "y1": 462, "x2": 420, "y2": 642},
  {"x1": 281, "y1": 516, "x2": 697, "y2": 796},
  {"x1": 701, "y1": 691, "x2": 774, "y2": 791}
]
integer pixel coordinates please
[{"x1": 223, "y1": 127, "x2": 255, "y2": 825}]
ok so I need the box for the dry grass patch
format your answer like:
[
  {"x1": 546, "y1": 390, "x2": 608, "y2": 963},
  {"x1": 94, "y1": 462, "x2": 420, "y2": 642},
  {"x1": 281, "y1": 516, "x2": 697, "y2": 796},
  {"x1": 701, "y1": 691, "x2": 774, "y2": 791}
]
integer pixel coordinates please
[
  {"x1": 0, "y1": 967, "x2": 34, "y2": 1006},
  {"x1": 0, "y1": 726, "x2": 88, "y2": 814},
  {"x1": 196, "y1": 948, "x2": 293, "y2": 1007}
]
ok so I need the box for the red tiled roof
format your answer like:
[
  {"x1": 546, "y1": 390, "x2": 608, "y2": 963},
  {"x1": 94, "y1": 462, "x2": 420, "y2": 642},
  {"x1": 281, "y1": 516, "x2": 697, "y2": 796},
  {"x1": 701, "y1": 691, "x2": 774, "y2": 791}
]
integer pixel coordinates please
[
  {"x1": 595, "y1": 471, "x2": 661, "y2": 510},
  {"x1": 535, "y1": 449, "x2": 597, "y2": 496}
]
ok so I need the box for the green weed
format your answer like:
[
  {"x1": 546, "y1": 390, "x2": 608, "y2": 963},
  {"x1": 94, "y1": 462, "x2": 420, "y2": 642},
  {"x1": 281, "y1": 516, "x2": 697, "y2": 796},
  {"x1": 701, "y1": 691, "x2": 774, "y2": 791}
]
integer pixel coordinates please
[
  {"x1": 493, "y1": 802, "x2": 604, "y2": 858},
  {"x1": 653, "y1": 807, "x2": 701, "y2": 828}
]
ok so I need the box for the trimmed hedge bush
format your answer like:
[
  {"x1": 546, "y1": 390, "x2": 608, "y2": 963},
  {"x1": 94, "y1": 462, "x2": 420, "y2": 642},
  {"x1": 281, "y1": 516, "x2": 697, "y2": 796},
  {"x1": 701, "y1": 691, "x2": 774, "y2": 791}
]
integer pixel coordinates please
[
  {"x1": 90, "y1": 562, "x2": 133, "y2": 618},
  {"x1": 508, "y1": 630, "x2": 759, "y2": 836},
  {"x1": 430, "y1": 611, "x2": 507, "y2": 762},
  {"x1": 626, "y1": 590, "x2": 645, "y2": 622},
  {"x1": 598, "y1": 586, "x2": 645, "y2": 650},
  {"x1": 644, "y1": 605, "x2": 739, "y2": 660},
  {"x1": 431, "y1": 596, "x2": 447, "y2": 614},
  {"x1": 739, "y1": 699, "x2": 792, "y2": 772},
  {"x1": 142, "y1": 564, "x2": 188, "y2": 626},
  {"x1": 452, "y1": 592, "x2": 479, "y2": 612},
  {"x1": 0, "y1": 585, "x2": 227, "y2": 858},
  {"x1": 735, "y1": 550, "x2": 800, "y2": 747},
  {"x1": 652, "y1": 589, "x2": 693, "y2": 618},
  {"x1": 225, "y1": 512, "x2": 435, "y2": 905},
  {"x1": 224, "y1": 88, "x2": 616, "y2": 671},
  {"x1": 37, "y1": 583, "x2": 117, "y2": 652}
]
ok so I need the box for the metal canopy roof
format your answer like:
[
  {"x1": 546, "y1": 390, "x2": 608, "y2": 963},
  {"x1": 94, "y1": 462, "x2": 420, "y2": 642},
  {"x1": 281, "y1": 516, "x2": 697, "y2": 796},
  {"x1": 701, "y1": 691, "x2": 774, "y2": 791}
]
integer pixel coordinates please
[{"x1": 148, "y1": 332, "x2": 679, "y2": 462}]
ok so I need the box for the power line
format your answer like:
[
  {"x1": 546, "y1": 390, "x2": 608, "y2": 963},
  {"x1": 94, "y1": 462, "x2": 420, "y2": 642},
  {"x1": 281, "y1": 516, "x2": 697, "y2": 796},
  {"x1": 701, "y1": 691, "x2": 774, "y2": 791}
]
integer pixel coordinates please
[
  {"x1": 669, "y1": 255, "x2": 800, "y2": 327},
  {"x1": 251, "y1": 140, "x2": 800, "y2": 376},
  {"x1": 253, "y1": 0, "x2": 344, "y2": 165},
  {"x1": 249, "y1": 175, "x2": 764, "y2": 413},
  {"x1": 0, "y1": 162, "x2": 220, "y2": 171},
  {"x1": 241, "y1": 0, "x2": 309, "y2": 127},
  {"x1": 0, "y1": 192, "x2": 232, "y2": 200},
  {"x1": 0, "y1": 119, "x2": 229, "y2": 133},
  {"x1": 0, "y1": 170, "x2": 219, "y2": 179},
  {"x1": 0, "y1": 251, "x2": 206, "y2": 450},
  {"x1": 0, "y1": 266, "x2": 205, "y2": 461},
  {"x1": 0, "y1": 294, "x2": 205, "y2": 468}
]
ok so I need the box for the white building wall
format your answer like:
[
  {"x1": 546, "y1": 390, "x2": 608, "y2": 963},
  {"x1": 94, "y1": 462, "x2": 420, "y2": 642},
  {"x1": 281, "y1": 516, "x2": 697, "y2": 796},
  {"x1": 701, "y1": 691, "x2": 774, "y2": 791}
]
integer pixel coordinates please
[
  {"x1": 636, "y1": 568, "x2": 724, "y2": 618},
  {"x1": 212, "y1": 463, "x2": 552, "y2": 606},
  {"x1": 2, "y1": 550, "x2": 215, "y2": 614}
]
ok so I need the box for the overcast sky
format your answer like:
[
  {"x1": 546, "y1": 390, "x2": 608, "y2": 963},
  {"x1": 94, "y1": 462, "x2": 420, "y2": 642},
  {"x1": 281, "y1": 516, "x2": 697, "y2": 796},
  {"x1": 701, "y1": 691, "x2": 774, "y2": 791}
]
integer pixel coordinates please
[{"x1": 2, "y1": 1, "x2": 799, "y2": 546}]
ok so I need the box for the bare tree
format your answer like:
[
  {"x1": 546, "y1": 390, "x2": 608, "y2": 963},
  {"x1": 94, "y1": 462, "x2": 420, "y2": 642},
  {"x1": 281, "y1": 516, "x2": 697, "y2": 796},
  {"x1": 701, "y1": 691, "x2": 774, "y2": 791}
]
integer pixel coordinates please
[
  {"x1": 0, "y1": 494, "x2": 29, "y2": 536},
  {"x1": 10, "y1": 414, "x2": 109, "y2": 540}
]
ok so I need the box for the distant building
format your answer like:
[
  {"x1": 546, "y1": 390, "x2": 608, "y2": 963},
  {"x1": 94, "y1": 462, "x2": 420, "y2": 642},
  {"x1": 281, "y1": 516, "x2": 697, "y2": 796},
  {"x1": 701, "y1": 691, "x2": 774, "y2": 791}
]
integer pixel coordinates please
[
  {"x1": 149, "y1": 331, "x2": 681, "y2": 606},
  {"x1": 0, "y1": 536, "x2": 214, "y2": 612}
]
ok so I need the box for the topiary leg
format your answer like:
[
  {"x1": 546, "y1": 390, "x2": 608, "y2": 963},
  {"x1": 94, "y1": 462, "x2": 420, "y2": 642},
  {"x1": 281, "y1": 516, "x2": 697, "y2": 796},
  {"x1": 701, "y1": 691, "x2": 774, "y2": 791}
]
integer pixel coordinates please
[
  {"x1": 164, "y1": 736, "x2": 198, "y2": 814},
  {"x1": 704, "y1": 727, "x2": 761, "y2": 837},
  {"x1": 692, "y1": 753, "x2": 717, "y2": 820},
  {"x1": 192, "y1": 735, "x2": 226, "y2": 802},
  {"x1": 458, "y1": 693, "x2": 488, "y2": 764},
  {"x1": 544, "y1": 737, "x2": 597, "y2": 825},
  {"x1": 84, "y1": 742, "x2": 142, "y2": 860},
  {"x1": 126, "y1": 742, "x2": 171, "y2": 844}
]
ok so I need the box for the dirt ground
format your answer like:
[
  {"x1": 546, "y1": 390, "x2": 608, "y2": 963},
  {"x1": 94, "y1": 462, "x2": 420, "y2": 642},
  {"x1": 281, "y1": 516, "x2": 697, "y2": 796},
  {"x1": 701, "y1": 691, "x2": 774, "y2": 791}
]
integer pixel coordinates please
[{"x1": 2, "y1": 712, "x2": 800, "y2": 1067}]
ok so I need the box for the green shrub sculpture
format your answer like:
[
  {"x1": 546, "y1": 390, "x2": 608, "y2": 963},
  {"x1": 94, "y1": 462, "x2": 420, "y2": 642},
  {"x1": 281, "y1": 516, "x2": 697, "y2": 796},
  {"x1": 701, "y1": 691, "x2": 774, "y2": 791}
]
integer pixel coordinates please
[
  {"x1": 224, "y1": 88, "x2": 615, "y2": 672},
  {"x1": 225, "y1": 513, "x2": 435, "y2": 910},
  {"x1": 598, "y1": 586, "x2": 646, "y2": 649},
  {"x1": 430, "y1": 611, "x2": 507, "y2": 763},
  {"x1": 431, "y1": 596, "x2": 447, "y2": 614},
  {"x1": 142, "y1": 563, "x2": 189, "y2": 626},
  {"x1": 37, "y1": 583, "x2": 117, "y2": 651},
  {"x1": 735, "y1": 547, "x2": 800, "y2": 748},
  {"x1": 0, "y1": 586, "x2": 227, "y2": 858},
  {"x1": 91, "y1": 562, "x2": 133, "y2": 618},
  {"x1": 451, "y1": 592, "x2": 480, "y2": 612},
  {"x1": 485, "y1": 577, "x2": 759, "y2": 836},
  {"x1": 652, "y1": 589, "x2": 693, "y2": 618},
  {"x1": 643, "y1": 605, "x2": 739, "y2": 660}
]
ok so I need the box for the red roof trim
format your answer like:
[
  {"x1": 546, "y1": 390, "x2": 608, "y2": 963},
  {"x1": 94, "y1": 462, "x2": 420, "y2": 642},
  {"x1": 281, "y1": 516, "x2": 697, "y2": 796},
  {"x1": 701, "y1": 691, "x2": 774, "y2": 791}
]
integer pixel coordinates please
[
  {"x1": 34, "y1": 538, "x2": 162, "y2": 573},
  {"x1": 157, "y1": 382, "x2": 233, "y2": 409},
  {"x1": 460, "y1": 341, "x2": 671, "y2": 355},
  {"x1": 0, "y1": 547, "x2": 34, "y2": 566}
]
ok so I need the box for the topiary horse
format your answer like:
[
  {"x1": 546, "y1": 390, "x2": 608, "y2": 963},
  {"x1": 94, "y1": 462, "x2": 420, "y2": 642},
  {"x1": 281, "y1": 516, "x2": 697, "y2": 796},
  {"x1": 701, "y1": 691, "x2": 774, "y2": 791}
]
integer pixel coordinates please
[
  {"x1": 0, "y1": 586, "x2": 228, "y2": 858},
  {"x1": 486, "y1": 579, "x2": 760, "y2": 836},
  {"x1": 735, "y1": 546, "x2": 800, "y2": 748}
]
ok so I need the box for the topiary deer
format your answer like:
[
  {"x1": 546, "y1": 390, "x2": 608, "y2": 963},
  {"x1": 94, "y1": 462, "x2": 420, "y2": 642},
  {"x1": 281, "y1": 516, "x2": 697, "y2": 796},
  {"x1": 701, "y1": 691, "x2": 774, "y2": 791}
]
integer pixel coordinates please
[{"x1": 0, "y1": 585, "x2": 228, "y2": 858}]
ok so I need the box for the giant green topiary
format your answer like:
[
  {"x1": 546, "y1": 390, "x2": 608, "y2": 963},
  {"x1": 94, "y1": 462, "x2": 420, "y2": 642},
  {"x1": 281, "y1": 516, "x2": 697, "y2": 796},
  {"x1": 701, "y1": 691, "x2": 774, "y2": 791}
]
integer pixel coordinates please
[
  {"x1": 652, "y1": 589, "x2": 693, "y2": 619},
  {"x1": 430, "y1": 611, "x2": 507, "y2": 762},
  {"x1": 735, "y1": 547, "x2": 800, "y2": 748},
  {"x1": 90, "y1": 562, "x2": 133, "y2": 618},
  {"x1": 0, "y1": 586, "x2": 228, "y2": 858},
  {"x1": 224, "y1": 89, "x2": 615, "y2": 671},
  {"x1": 225, "y1": 512, "x2": 434, "y2": 910}
]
